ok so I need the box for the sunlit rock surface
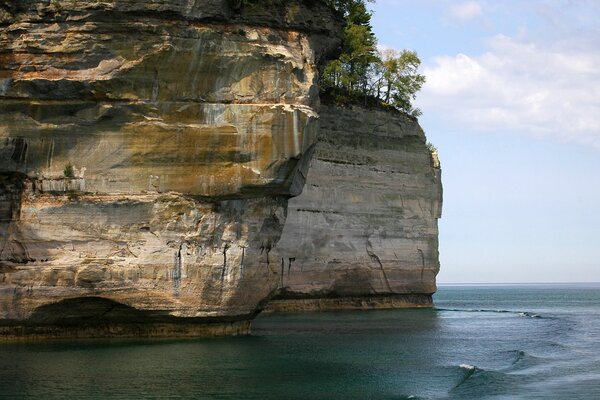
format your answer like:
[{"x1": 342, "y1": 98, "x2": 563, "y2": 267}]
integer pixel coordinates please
[
  {"x1": 0, "y1": 0, "x2": 341, "y2": 338},
  {"x1": 269, "y1": 105, "x2": 443, "y2": 312}
]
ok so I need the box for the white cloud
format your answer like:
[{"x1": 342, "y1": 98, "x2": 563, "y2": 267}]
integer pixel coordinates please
[
  {"x1": 449, "y1": 1, "x2": 483, "y2": 22},
  {"x1": 418, "y1": 35, "x2": 600, "y2": 148}
]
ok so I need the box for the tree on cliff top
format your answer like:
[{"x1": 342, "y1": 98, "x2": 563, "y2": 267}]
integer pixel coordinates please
[
  {"x1": 322, "y1": 0, "x2": 377, "y2": 94},
  {"x1": 322, "y1": 0, "x2": 425, "y2": 117},
  {"x1": 371, "y1": 48, "x2": 426, "y2": 117}
]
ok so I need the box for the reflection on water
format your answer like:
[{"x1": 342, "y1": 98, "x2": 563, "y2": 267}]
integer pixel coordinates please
[{"x1": 253, "y1": 307, "x2": 441, "y2": 335}]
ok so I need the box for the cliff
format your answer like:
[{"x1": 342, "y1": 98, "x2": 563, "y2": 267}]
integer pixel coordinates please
[
  {"x1": 0, "y1": 0, "x2": 342, "y2": 338},
  {"x1": 269, "y1": 104, "x2": 442, "y2": 312}
]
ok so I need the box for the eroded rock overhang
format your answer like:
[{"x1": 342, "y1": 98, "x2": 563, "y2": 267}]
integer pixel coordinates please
[{"x1": 0, "y1": 0, "x2": 342, "y2": 338}]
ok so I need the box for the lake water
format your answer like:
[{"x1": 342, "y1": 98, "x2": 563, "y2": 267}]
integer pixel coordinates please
[{"x1": 1, "y1": 284, "x2": 598, "y2": 399}]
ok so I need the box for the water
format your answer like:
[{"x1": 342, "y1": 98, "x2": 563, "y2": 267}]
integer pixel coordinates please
[{"x1": 1, "y1": 284, "x2": 599, "y2": 399}]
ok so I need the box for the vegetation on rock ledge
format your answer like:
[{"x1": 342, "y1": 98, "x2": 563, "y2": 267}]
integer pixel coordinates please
[
  {"x1": 63, "y1": 163, "x2": 74, "y2": 178},
  {"x1": 322, "y1": 0, "x2": 425, "y2": 117}
]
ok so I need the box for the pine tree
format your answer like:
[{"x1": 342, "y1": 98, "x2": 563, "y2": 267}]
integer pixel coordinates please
[{"x1": 323, "y1": 0, "x2": 377, "y2": 96}]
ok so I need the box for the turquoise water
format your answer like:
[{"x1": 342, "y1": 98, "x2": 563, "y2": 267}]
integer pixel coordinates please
[{"x1": 1, "y1": 284, "x2": 599, "y2": 399}]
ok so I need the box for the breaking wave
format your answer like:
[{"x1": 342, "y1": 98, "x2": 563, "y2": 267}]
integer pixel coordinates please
[{"x1": 450, "y1": 363, "x2": 528, "y2": 397}]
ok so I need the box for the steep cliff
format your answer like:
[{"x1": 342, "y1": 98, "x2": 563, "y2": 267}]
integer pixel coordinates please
[
  {"x1": 269, "y1": 104, "x2": 442, "y2": 311},
  {"x1": 0, "y1": 0, "x2": 341, "y2": 338}
]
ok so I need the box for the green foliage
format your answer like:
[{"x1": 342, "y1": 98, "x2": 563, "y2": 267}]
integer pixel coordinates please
[
  {"x1": 321, "y1": 0, "x2": 425, "y2": 117},
  {"x1": 371, "y1": 49, "x2": 425, "y2": 117},
  {"x1": 426, "y1": 142, "x2": 438, "y2": 153},
  {"x1": 325, "y1": 0, "x2": 375, "y2": 17},
  {"x1": 63, "y1": 163, "x2": 74, "y2": 178},
  {"x1": 322, "y1": 0, "x2": 377, "y2": 96}
]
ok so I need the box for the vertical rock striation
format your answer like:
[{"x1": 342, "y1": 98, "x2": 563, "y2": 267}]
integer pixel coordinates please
[
  {"x1": 0, "y1": 0, "x2": 341, "y2": 338},
  {"x1": 269, "y1": 105, "x2": 442, "y2": 312}
]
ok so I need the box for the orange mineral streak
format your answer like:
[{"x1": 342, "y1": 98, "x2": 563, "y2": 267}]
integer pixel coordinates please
[{"x1": 0, "y1": 0, "x2": 343, "y2": 337}]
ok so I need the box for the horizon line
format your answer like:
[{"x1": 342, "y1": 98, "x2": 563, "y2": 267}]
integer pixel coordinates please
[{"x1": 437, "y1": 282, "x2": 600, "y2": 285}]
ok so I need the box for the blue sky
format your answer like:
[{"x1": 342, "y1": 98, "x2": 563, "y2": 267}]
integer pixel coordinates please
[{"x1": 369, "y1": 0, "x2": 600, "y2": 283}]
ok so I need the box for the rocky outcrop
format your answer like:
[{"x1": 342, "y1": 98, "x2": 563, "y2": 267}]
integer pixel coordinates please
[
  {"x1": 0, "y1": 0, "x2": 341, "y2": 338},
  {"x1": 268, "y1": 105, "x2": 442, "y2": 311}
]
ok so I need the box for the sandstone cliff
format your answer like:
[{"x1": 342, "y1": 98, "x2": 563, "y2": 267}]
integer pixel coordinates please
[
  {"x1": 0, "y1": 0, "x2": 341, "y2": 338},
  {"x1": 269, "y1": 104, "x2": 442, "y2": 311}
]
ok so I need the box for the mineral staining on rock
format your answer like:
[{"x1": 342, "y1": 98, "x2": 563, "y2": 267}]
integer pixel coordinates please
[
  {"x1": 0, "y1": 1, "x2": 443, "y2": 337},
  {"x1": 0, "y1": 2, "x2": 333, "y2": 195},
  {"x1": 0, "y1": 0, "x2": 341, "y2": 338},
  {"x1": 270, "y1": 105, "x2": 443, "y2": 311}
]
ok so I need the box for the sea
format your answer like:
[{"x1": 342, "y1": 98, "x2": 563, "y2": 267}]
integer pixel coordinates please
[{"x1": 0, "y1": 284, "x2": 598, "y2": 399}]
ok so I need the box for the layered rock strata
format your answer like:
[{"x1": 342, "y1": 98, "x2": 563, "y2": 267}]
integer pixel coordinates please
[
  {"x1": 0, "y1": 0, "x2": 341, "y2": 338},
  {"x1": 269, "y1": 105, "x2": 442, "y2": 311}
]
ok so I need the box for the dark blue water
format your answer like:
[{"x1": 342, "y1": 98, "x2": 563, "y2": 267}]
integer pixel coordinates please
[{"x1": 1, "y1": 284, "x2": 599, "y2": 399}]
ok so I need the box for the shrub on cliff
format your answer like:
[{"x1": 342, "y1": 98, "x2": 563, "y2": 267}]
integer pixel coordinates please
[{"x1": 63, "y1": 163, "x2": 74, "y2": 178}]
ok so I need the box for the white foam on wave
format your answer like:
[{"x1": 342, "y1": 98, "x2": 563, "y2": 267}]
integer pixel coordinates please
[{"x1": 459, "y1": 364, "x2": 476, "y2": 370}]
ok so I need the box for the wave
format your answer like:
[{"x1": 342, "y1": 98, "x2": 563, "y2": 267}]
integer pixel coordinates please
[
  {"x1": 436, "y1": 307, "x2": 546, "y2": 319},
  {"x1": 501, "y1": 349, "x2": 545, "y2": 371},
  {"x1": 509, "y1": 350, "x2": 528, "y2": 365},
  {"x1": 452, "y1": 363, "x2": 481, "y2": 391},
  {"x1": 448, "y1": 364, "x2": 522, "y2": 399},
  {"x1": 450, "y1": 360, "x2": 533, "y2": 396}
]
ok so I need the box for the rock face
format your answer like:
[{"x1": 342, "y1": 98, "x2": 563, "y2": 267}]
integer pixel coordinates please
[
  {"x1": 0, "y1": 0, "x2": 341, "y2": 338},
  {"x1": 269, "y1": 105, "x2": 442, "y2": 311}
]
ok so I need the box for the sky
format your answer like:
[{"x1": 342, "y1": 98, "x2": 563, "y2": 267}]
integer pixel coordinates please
[{"x1": 369, "y1": 0, "x2": 600, "y2": 283}]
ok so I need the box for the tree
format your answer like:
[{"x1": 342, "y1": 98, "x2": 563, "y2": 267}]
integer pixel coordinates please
[
  {"x1": 321, "y1": 0, "x2": 425, "y2": 117},
  {"x1": 322, "y1": 0, "x2": 377, "y2": 95},
  {"x1": 374, "y1": 49, "x2": 425, "y2": 117},
  {"x1": 326, "y1": 0, "x2": 374, "y2": 17}
]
